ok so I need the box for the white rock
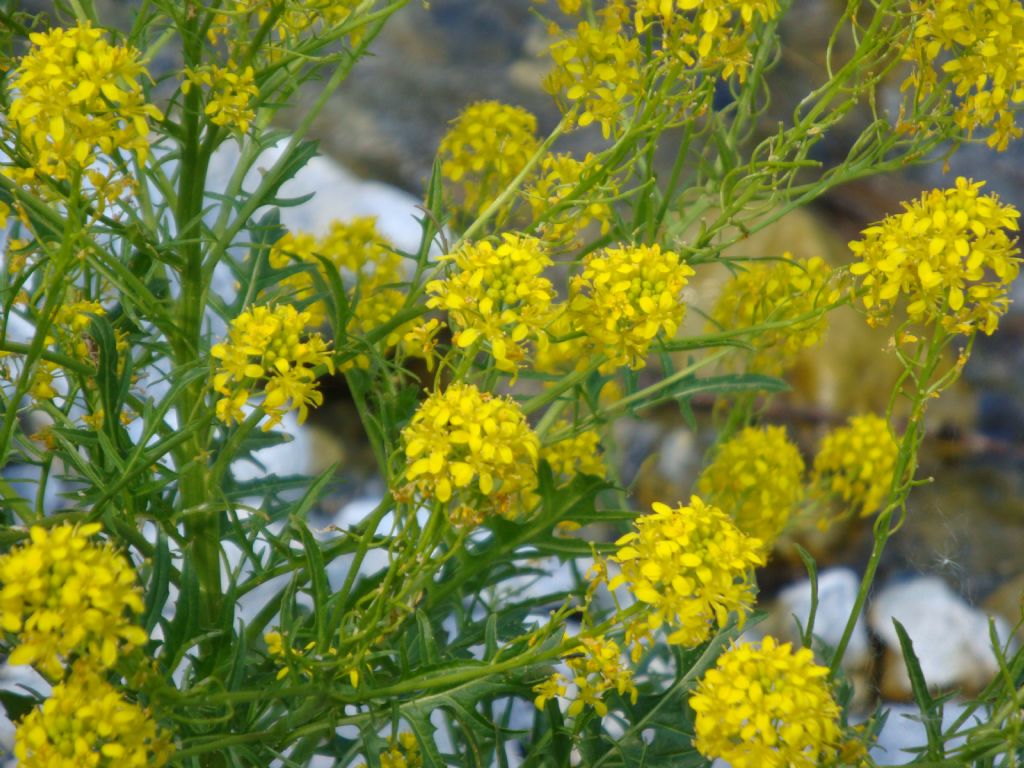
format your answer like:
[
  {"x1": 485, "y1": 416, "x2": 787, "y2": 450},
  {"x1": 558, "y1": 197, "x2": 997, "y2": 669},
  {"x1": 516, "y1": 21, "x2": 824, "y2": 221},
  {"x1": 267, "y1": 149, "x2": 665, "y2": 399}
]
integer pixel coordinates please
[
  {"x1": 656, "y1": 427, "x2": 701, "y2": 483},
  {"x1": 231, "y1": 412, "x2": 313, "y2": 483},
  {"x1": 774, "y1": 567, "x2": 871, "y2": 671},
  {"x1": 206, "y1": 138, "x2": 430, "y2": 254},
  {"x1": 869, "y1": 576, "x2": 1015, "y2": 696}
]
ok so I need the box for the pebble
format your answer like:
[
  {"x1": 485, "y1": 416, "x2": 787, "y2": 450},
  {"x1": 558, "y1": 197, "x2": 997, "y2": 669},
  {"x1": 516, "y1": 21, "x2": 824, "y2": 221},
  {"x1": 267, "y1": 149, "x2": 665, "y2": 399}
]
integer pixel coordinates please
[{"x1": 869, "y1": 576, "x2": 1016, "y2": 699}]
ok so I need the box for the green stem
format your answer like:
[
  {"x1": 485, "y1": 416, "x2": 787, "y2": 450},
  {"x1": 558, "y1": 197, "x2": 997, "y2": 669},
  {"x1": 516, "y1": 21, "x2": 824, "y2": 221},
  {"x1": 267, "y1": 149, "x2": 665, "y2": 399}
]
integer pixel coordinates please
[
  {"x1": 829, "y1": 327, "x2": 950, "y2": 674},
  {"x1": 454, "y1": 116, "x2": 569, "y2": 248}
]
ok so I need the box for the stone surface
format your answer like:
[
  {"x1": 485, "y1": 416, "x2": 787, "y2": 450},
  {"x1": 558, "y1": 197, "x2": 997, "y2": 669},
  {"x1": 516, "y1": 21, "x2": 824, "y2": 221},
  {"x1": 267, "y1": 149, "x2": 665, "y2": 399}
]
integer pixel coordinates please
[{"x1": 869, "y1": 576, "x2": 1016, "y2": 699}]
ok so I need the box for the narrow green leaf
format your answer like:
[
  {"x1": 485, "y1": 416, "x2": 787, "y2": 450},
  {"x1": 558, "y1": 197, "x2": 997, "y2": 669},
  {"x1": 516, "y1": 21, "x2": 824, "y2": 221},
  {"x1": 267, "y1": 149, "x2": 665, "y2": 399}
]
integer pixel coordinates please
[
  {"x1": 416, "y1": 609, "x2": 441, "y2": 667},
  {"x1": 143, "y1": 533, "x2": 172, "y2": 634},
  {"x1": 892, "y1": 618, "x2": 944, "y2": 760},
  {"x1": 295, "y1": 521, "x2": 330, "y2": 649},
  {"x1": 794, "y1": 544, "x2": 819, "y2": 648}
]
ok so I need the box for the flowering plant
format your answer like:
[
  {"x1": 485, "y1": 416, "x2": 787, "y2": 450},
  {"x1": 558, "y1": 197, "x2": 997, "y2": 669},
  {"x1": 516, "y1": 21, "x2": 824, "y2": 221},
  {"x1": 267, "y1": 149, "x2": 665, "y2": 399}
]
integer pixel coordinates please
[{"x1": 1, "y1": 0, "x2": 1023, "y2": 766}]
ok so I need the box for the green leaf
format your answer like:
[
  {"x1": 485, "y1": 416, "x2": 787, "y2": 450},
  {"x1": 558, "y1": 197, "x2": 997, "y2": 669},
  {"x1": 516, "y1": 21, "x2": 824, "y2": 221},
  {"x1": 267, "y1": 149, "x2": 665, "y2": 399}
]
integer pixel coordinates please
[
  {"x1": 415, "y1": 609, "x2": 442, "y2": 667},
  {"x1": 670, "y1": 372, "x2": 789, "y2": 400},
  {"x1": 794, "y1": 544, "x2": 819, "y2": 648},
  {"x1": 89, "y1": 314, "x2": 133, "y2": 454},
  {"x1": 143, "y1": 532, "x2": 172, "y2": 635},
  {"x1": 164, "y1": 556, "x2": 202, "y2": 671},
  {"x1": 0, "y1": 689, "x2": 38, "y2": 722},
  {"x1": 892, "y1": 618, "x2": 944, "y2": 760},
  {"x1": 295, "y1": 520, "x2": 330, "y2": 649}
]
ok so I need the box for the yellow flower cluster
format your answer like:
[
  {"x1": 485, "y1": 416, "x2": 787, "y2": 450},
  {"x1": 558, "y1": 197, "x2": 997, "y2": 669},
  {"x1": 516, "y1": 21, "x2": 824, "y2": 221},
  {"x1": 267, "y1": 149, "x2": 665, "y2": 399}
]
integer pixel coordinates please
[
  {"x1": 25, "y1": 299, "x2": 109, "y2": 403},
  {"x1": 14, "y1": 660, "x2": 172, "y2": 767},
  {"x1": 268, "y1": 218, "x2": 412, "y2": 366},
  {"x1": 211, "y1": 304, "x2": 334, "y2": 430},
  {"x1": 541, "y1": 425, "x2": 606, "y2": 479},
  {"x1": 849, "y1": 178, "x2": 1021, "y2": 335},
  {"x1": 697, "y1": 426, "x2": 805, "y2": 553},
  {"x1": 29, "y1": 361, "x2": 59, "y2": 402},
  {"x1": 182, "y1": 61, "x2": 259, "y2": 134},
  {"x1": 438, "y1": 101, "x2": 540, "y2": 217},
  {"x1": 379, "y1": 733, "x2": 423, "y2": 768},
  {"x1": 569, "y1": 243, "x2": 695, "y2": 370},
  {"x1": 690, "y1": 636, "x2": 840, "y2": 768},
  {"x1": 4, "y1": 23, "x2": 162, "y2": 186},
  {"x1": 905, "y1": 0, "x2": 1024, "y2": 151},
  {"x1": 426, "y1": 234, "x2": 555, "y2": 372},
  {"x1": 0, "y1": 523, "x2": 148, "y2": 679},
  {"x1": 533, "y1": 635, "x2": 638, "y2": 717},
  {"x1": 544, "y1": 11, "x2": 644, "y2": 139},
  {"x1": 812, "y1": 413, "x2": 899, "y2": 519},
  {"x1": 50, "y1": 299, "x2": 106, "y2": 360},
  {"x1": 609, "y1": 497, "x2": 764, "y2": 647},
  {"x1": 269, "y1": 217, "x2": 402, "y2": 325},
  {"x1": 357, "y1": 732, "x2": 422, "y2": 768},
  {"x1": 210, "y1": 0, "x2": 362, "y2": 53},
  {"x1": 634, "y1": 0, "x2": 782, "y2": 81},
  {"x1": 525, "y1": 152, "x2": 618, "y2": 245},
  {"x1": 401, "y1": 383, "x2": 540, "y2": 516},
  {"x1": 709, "y1": 256, "x2": 838, "y2": 374}
]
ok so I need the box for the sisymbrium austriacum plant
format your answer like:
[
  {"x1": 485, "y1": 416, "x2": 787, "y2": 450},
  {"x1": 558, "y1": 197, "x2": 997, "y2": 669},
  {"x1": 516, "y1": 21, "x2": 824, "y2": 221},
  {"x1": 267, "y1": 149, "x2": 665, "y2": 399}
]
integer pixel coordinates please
[{"x1": 1, "y1": 0, "x2": 1024, "y2": 766}]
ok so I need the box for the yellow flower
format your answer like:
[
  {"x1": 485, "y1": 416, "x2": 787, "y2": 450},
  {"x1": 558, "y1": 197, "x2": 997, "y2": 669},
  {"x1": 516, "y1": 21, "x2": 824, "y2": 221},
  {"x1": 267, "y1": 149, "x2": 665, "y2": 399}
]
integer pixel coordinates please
[
  {"x1": 210, "y1": 0, "x2": 364, "y2": 53},
  {"x1": 569, "y1": 243, "x2": 695, "y2": 370},
  {"x1": 182, "y1": 61, "x2": 259, "y2": 133},
  {"x1": 524, "y1": 152, "x2": 618, "y2": 245},
  {"x1": 211, "y1": 304, "x2": 334, "y2": 430},
  {"x1": 438, "y1": 101, "x2": 540, "y2": 217},
  {"x1": 380, "y1": 733, "x2": 423, "y2": 768},
  {"x1": 4, "y1": 23, "x2": 163, "y2": 186},
  {"x1": 45, "y1": 298, "x2": 106, "y2": 363},
  {"x1": 28, "y1": 360, "x2": 59, "y2": 402},
  {"x1": 634, "y1": 0, "x2": 782, "y2": 81},
  {"x1": 544, "y1": 13, "x2": 644, "y2": 139},
  {"x1": 402, "y1": 318, "x2": 444, "y2": 372},
  {"x1": 690, "y1": 635, "x2": 841, "y2": 768},
  {"x1": 849, "y1": 178, "x2": 1021, "y2": 336},
  {"x1": 426, "y1": 234, "x2": 555, "y2": 373},
  {"x1": 541, "y1": 425, "x2": 606, "y2": 480},
  {"x1": 708, "y1": 255, "x2": 838, "y2": 374},
  {"x1": 533, "y1": 634, "x2": 637, "y2": 717},
  {"x1": 0, "y1": 523, "x2": 148, "y2": 679},
  {"x1": 697, "y1": 426, "x2": 805, "y2": 553},
  {"x1": 263, "y1": 630, "x2": 343, "y2": 682},
  {"x1": 533, "y1": 673, "x2": 568, "y2": 710},
  {"x1": 812, "y1": 413, "x2": 899, "y2": 519},
  {"x1": 609, "y1": 496, "x2": 764, "y2": 647},
  {"x1": 14, "y1": 660, "x2": 173, "y2": 767},
  {"x1": 904, "y1": 0, "x2": 1024, "y2": 151},
  {"x1": 401, "y1": 383, "x2": 540, "y2": 517}
]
